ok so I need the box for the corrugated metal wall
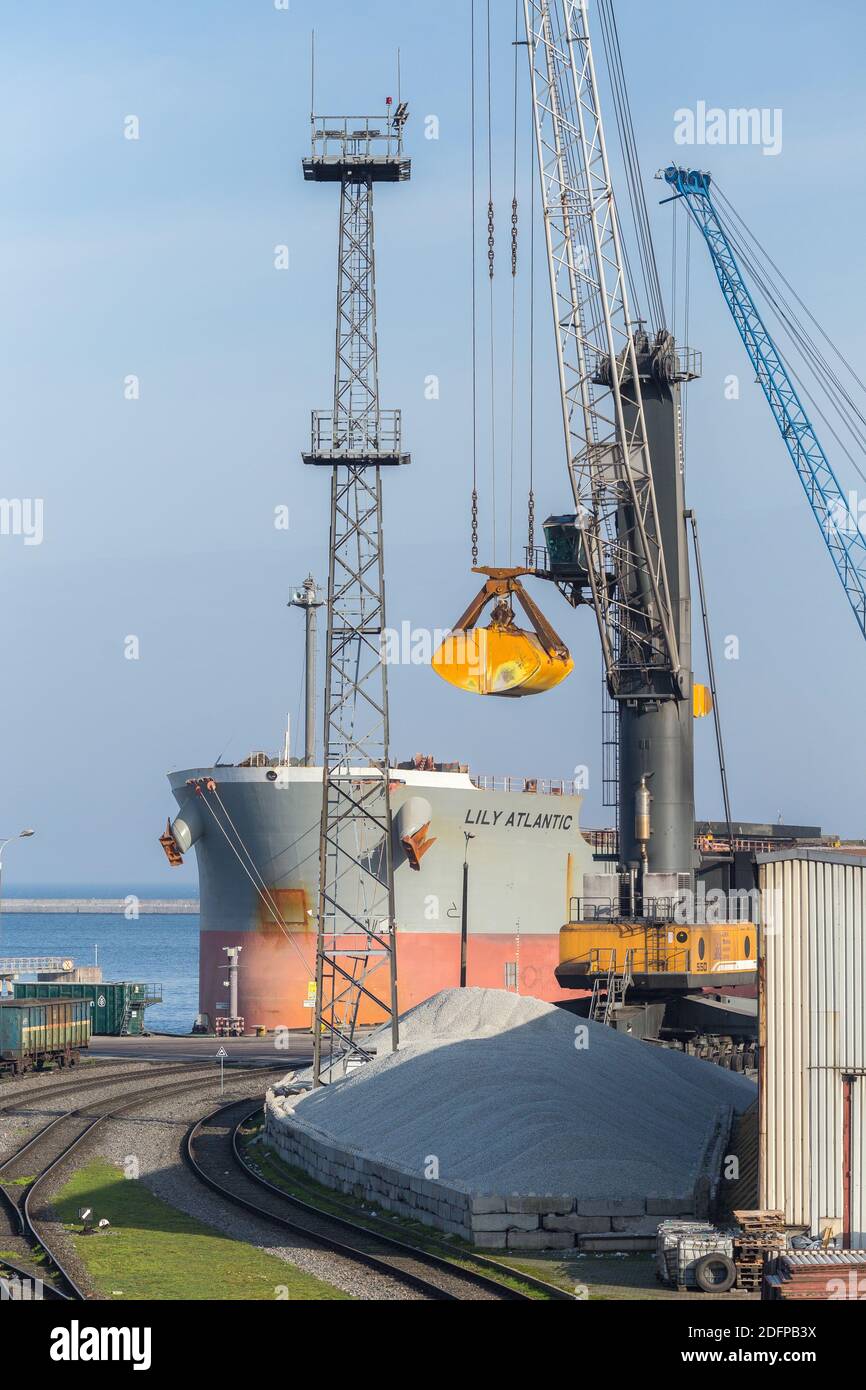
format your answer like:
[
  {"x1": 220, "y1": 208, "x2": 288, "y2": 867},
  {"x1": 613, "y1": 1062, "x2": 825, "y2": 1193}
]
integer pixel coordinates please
[{"x1": 759, "y1": 855, "x2": 866, "y2": 1245}]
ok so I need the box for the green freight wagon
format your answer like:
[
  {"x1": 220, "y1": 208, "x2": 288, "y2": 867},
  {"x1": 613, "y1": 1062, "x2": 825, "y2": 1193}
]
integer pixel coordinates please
[
  {"x1": 11, "y1": 982, "x2": 162, "y2": 1036},
  {"x1": 0, "y1": 998, "x2": 91, "y2": 1075}
]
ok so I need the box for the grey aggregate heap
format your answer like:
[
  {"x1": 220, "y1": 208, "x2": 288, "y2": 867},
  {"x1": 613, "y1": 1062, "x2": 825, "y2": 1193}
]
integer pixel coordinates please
[{"x1": 277, "y1": 987, "x2": 754, "y2": 1199}]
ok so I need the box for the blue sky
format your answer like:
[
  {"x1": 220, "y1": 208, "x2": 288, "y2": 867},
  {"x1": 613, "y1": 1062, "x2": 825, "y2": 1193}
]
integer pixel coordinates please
[{"x1": 1, "y1": 0, "x2": 864, "y2": 890}]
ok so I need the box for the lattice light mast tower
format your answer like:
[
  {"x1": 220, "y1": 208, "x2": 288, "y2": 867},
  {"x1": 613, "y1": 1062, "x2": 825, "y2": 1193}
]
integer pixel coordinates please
[{"x1": 303, "y1": 103, "x2": 410, "y2": 1086}]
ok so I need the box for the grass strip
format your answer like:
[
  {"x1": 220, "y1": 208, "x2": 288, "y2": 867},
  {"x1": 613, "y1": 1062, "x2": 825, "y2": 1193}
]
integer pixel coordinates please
[{"x1": 50, "y1": 1158, "x2": 349, "y2": 1301}]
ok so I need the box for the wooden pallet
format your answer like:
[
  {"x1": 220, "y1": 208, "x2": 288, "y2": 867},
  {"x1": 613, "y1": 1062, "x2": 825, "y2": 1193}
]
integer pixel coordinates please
[
  {"x1": 733, "y1": 1209, "x2": 784, "y2": 1227},
  {"x1": 733, "y1": 1210, "x2": 785, "y2": 1291}
]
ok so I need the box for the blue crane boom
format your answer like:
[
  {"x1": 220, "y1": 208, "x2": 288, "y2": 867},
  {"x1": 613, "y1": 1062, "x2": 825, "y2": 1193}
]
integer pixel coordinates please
[{"x1": 664, "y1": 165, "x2": 866, "y2": 640}]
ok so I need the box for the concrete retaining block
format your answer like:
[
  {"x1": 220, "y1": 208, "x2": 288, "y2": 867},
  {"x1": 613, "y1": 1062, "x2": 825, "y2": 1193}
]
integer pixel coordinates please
[
  {"x1": 543, "y1": 1214, "x2": 611, "y2": 1234},
  {"x1": 262, "y1": 1105, "x2": 692, "y2": 1254},
  {"x1": 507, "y1": 1230, "x2": 574, "y2": 1250},
  {"x1": 469, "y1": 1195, "x2": 506, "y2": 1215},
  {"x1": 472, "y1": 1232, "x2": 507, "y2": 1250},
  {"x1": 576, "y1": 1198, "x2": 647, "y2": 1217},
  {"x1": 505, "y1": 1195, "x2": 573, "y2": 1215},
  {"x1": 611, "y1": 1216, "x2": 662, "y2": 1235},
  {"x1": 470, "y1": 1212, "x2": 539, "y2": 1233}
]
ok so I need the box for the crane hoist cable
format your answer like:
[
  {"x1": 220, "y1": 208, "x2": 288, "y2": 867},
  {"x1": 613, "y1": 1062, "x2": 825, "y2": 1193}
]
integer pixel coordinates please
[
  {"x1": 470, "y1": 0, "x2": 479, "y2": 566},
  {"x1": 597, "y1": 0, "x2": 666, "y2": 329},
  {"x1": 671, "y1": 193, "x2": 678, "y2": 329},
  {"x1": 702, "y1": 184, "x2": 866, "y2": 481},
  {"x1": 714, "y1": 181, "x2": 866, "y2": 406},
  {"x1": 508, "y1": 0, "x2": 519, "y2": 565},
  {"x1": 664, "y1": 164, "x2": 866, "y2": 640},
  {"x1": 486, "y1": 0, "x2": 497, "y2": 564},
  {"x1": 683, "y1": 210, "x2": 691, "y2": 454},
  {"x1": 712, "y1": 183, "x2": 866, "y2": 462},
  {"x1": 527, "y1": 92, "x2": 536, "y2": 556},
  {"x1": 434, "y1": 1, "x2": 574, "y2": 700}
]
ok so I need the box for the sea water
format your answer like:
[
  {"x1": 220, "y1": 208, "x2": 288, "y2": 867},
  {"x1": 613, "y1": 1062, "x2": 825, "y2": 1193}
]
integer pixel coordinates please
[{"x1": 0, "y1": 912, "x2": 199, "y2": 1034}]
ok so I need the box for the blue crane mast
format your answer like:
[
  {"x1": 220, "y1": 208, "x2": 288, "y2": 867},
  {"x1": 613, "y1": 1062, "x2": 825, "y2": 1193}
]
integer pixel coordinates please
[{"x1": 664, "y1": 165, "x2": 866, "y2": 640}]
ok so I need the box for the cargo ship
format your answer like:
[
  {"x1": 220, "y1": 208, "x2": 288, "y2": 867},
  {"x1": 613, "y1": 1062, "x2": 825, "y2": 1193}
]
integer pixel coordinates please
[{"x1": 163, "y1": 758, "x2": 597, "y2": 1030}]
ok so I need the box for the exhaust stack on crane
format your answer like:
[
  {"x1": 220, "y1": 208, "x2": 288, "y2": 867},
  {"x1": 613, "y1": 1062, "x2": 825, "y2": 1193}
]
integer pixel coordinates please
[{"x1": 605, "y1": 329, "x2": 701, "y2": 886}]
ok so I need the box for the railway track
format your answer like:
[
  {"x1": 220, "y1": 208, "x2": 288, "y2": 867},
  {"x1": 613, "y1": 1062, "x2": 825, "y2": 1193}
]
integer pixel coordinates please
[
  {"x1": 0, "y1": 1252, "x2": 69, "y2": 1301},
  {"x1": 0, "y1": 1056, "x2": 284, "y2": 1117},
  {"x1": 0, "y1": 1064, "x2": 286, "y2": 1301},
  {"x1": 187, "y1": 1100, "x2": 571, "y2": 1301}
]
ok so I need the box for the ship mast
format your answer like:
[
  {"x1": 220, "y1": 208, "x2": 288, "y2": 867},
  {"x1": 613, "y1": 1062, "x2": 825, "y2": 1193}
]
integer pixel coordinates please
[{"x1": 303, "y1": 102, "x2": 411, "y2": 1085}]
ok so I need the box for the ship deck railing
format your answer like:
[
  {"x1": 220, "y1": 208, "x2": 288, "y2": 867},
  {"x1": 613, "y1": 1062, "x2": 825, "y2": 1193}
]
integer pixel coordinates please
[
  {"x1": 469, "y1": 774, "x2": 580, "y2": 796},
  {"x1": 229, "y1": 759, "x2": 588, "y2": 798}
]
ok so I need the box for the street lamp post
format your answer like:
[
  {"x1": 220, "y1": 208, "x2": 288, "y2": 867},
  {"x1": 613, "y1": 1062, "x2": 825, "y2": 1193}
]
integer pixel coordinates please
[
  {"x1": 0, "y1": 829, "x2": 36, "y2": 900},
  {"x1": 0, "y1": 830, "x2": 35, "y2": 993}
]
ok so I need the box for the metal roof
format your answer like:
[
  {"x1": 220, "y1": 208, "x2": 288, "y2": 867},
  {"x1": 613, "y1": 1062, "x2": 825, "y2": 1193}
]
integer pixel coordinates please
[
  {"x1": 697, "y1": 820, "x2": 821, "y2": 839},
  {"x1": 754, "y1": 847, "x2": 866, "y2": 866}
]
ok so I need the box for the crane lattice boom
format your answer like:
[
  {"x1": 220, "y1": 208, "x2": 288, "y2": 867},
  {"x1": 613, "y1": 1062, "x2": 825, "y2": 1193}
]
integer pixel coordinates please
[
  {"x1": 665, "y1": 165, "x2": 866, "y2": 640},
  {"x1": 524, "y1": 0, "x2": 684, "y2": 697}
]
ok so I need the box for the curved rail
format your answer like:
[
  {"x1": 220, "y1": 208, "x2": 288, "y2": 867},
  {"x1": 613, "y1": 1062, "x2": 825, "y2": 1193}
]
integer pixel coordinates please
[
  {"x1": 0, "y1": 1253, "x2": 71, "y2": 1302},
  {"x1": 187, "y1": 1100, "x2": 570, "y2": 1301},
  {"x1": 234, "y1": 1107, "x2": 575, "y2": 1302},
  {"x1": 1, "y1": 1065, "x2": 285, "y2": 1300}
]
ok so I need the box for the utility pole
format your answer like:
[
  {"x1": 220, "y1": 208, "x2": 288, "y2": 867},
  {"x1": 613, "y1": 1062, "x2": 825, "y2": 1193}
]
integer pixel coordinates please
[
  {"x1": 460, "y1": 832, "x2": 474, "y2": 987},
  {"x1": 303, "y1": 100, "x2": 411, "y2": 1085},
  {"x1": 289, "y1": 576, "x2": 324, "y2": 766}
]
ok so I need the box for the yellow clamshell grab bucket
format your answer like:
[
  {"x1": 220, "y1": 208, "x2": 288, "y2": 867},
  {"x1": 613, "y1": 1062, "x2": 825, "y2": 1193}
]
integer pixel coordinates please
[{"x1": 432, "y1": 567, "x2": 574, "y2": 698}]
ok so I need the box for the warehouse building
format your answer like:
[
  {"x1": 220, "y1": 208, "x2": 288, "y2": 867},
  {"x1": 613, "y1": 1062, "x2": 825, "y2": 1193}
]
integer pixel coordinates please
[{"x1": 758, "y1": 850, "x2": 865, "y2": 1246}]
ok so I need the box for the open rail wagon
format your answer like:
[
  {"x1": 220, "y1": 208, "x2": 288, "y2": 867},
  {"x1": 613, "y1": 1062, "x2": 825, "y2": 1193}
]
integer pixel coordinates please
[
  {"x1": 12, "y1": 980, "x2": 162, "y2": 1036},
  {"x1": 0, "y1": 997, "x2": 91, "y2": 1076}
]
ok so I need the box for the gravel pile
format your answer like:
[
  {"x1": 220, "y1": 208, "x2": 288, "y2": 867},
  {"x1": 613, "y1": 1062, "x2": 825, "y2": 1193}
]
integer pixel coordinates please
[{"x1": 282, "y1": 987, "x2": 755, "y2": 1199}]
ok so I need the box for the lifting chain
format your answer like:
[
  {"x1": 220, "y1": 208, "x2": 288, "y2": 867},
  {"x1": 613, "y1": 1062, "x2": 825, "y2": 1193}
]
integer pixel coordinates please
[
  {"x1": 511, "y1": 197, "x2": 518, "y2": 277},
  {"x1": 487, "y1": 200, "x2": 495, "y2": 279},
  {"x1": 471, "y1": 488, "x2": 479, "y2": 566},
  {"x1": 527, "y1": 488, "x2": 535, "y2": 553}
]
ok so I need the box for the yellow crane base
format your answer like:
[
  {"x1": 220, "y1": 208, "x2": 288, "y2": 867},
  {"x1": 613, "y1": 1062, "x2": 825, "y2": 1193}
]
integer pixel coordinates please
[{"x1": 556, "y1": 919, "x2": 757, "y2": 994}]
